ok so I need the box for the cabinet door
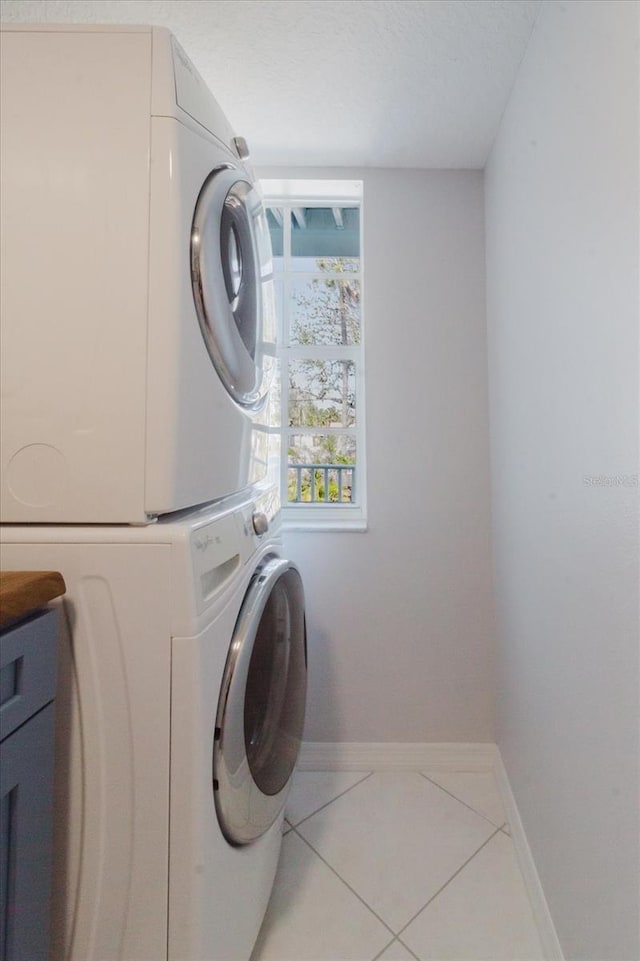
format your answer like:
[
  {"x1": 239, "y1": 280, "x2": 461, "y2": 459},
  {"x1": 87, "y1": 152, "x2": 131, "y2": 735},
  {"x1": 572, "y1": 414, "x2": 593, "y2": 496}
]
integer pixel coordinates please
[
  {"x1": 1, "y1": 703, "x2": 56, "y2": 961},
  {"x1": 0, "y1": 609, "x2": 57, "y2": 741}
]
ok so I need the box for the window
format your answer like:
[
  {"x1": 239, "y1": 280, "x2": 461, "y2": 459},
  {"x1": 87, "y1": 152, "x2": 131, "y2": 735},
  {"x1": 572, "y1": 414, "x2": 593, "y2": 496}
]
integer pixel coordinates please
[{"x1": 261, "y1": 180, "x2": 366, "y2": 530}]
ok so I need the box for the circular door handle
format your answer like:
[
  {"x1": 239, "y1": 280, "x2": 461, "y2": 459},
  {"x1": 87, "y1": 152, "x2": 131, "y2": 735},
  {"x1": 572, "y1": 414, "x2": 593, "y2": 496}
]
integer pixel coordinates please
[{"x1": 252, "y1": 511, "x2": 269, "y2": 536}]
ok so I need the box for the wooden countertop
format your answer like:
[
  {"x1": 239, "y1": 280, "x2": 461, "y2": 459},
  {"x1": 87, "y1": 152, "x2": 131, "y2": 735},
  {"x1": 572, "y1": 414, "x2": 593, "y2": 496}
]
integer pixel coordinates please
[{"x1": 0, "y1": 571, "x2": 66, "y2": 626}]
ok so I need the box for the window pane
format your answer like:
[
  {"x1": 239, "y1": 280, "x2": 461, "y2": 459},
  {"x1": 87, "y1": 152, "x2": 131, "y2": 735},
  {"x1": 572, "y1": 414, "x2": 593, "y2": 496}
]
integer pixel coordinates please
[
  {"x1": 266, "y1": 208, "x2": 283, "y2": 256},
  {"x1": 290, "y1": 255, "x2": 360, "y2": 274},
  {"x1": 287, "y1": 434, "x2": 356, "y2": 504},
  {"x1": 290, "y1": 207, "x2": 360, "y2": 268},
  {"x1": 288, "y1": 359, "x2": 355, "y2": 428},
  {"x1": 288, "y1": 433, "x2": 356, "y2": 464},
  {"x1": 290, "y1": 277, "x2": 361, "y2": 346}
]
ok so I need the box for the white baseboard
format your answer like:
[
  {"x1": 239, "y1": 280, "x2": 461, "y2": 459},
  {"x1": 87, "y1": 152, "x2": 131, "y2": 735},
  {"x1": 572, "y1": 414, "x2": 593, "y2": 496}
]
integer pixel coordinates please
[
  {"x1": 493, "y1": 753, "x2": 565, "y2": 961},
  {"x1": 296, "y1": 741, "x2": 564, "y2": 960},
  {"x1": 297, "y1": 740, "x2": 498, "y2": 772}
]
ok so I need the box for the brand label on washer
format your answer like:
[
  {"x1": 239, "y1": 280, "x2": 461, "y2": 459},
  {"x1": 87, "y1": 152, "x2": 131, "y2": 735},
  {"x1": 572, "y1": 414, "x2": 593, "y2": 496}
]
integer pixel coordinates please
[{"x1": 190, "y1": 513, "x2": 241, "y2": 612}]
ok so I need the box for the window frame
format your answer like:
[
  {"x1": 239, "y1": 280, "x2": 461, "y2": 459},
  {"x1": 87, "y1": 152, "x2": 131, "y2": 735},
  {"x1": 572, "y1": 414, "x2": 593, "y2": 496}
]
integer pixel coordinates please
[{"x1": 261, "y1": 179, "x2": 367, "y2": 532}]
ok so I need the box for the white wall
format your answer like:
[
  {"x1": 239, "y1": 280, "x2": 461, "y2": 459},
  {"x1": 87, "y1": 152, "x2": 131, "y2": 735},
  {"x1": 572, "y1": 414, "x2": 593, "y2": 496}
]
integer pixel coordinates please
[
  {"x1": 259, "y1": 166, "x2": 495, "y2": 743},
  {"x1": 485, "y1": 2, "x2": 640, "y2": 959}
]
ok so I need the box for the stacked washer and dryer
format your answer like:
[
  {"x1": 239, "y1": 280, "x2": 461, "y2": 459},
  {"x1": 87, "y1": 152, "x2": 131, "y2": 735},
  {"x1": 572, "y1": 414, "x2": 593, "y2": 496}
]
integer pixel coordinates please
[{"x1": 0, "y1": 23, "x2": 306, "y2": 961}]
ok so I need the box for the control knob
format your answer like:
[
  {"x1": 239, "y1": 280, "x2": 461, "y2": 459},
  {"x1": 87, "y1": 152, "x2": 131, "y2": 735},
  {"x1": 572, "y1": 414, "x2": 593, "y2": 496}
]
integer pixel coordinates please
[
  {"x1": 233, "y1": 136, "x2": 250, "y2": 160},
  {"x1": 252, "y1": 511, "x2": 269, "y2": 536}
]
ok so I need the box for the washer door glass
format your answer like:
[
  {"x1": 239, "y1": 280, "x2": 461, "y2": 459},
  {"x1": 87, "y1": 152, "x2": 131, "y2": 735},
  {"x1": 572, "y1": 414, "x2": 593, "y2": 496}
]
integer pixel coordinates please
[
  {"x1": 191, "y1": 166, "x2": 276, "y2": 408},
  {"x1": 213, "y1": 558, "x2": 307, "y2": 845}
]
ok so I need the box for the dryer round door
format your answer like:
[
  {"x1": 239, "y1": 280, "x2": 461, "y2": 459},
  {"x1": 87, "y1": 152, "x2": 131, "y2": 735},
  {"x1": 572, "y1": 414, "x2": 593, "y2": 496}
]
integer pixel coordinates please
[
  {"x1": 191, "y1": 165, "x2": 276, "y2": 409},
  {"x1": 213, "y1": 557, "x2": 307, "y2": 845}
]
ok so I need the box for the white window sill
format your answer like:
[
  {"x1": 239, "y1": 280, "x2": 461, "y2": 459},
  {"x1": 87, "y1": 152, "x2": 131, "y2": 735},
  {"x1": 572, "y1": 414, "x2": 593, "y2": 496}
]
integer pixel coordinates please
[{"x1": 281, "y1": 506, "x2": 368, "y2": 533}]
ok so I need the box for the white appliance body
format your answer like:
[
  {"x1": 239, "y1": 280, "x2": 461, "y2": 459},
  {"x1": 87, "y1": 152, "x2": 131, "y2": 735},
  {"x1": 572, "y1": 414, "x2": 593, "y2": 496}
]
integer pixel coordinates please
[
  {"x1": 0, "y1": 24, "x2": 276, "y2": 524},
  {"x1": 0, "y1": 488, "x2": 307, "y2": 961}
]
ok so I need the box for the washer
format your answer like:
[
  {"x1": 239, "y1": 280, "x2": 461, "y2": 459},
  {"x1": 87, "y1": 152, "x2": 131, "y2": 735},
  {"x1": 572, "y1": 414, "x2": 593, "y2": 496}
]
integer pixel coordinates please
[
  {"x1": 0, "y1": 486, "x2": 307, "y2": 961},
  {"x1": 0, "y1": 24, "x2": 276, "y2": 524}
]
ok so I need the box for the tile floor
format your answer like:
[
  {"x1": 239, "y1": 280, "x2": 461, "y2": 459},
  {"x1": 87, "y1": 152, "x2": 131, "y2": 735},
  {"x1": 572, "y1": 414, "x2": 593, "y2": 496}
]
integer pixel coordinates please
[{"x1": 251, "y1": 769, "x2": 545, "y2": 961}]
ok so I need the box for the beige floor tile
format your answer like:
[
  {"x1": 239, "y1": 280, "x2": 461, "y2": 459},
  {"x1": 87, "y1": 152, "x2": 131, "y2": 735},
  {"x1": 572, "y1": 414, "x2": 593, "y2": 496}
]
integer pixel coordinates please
[
  {"x1": 424, "y1": 770, "x2": 507, "y2": 828},
  {"x1": 401, "y1": 831, "x2": 544, "y2": 960},
  {"x1": 251, "y1": 831, "x2": 392, "y2": 961},
  {"x1": 286, "y1": 770, "x2": 372, "y2": 826},
  {"x1": 296, "y1": 772, "x2": 495, "y2": 931}
]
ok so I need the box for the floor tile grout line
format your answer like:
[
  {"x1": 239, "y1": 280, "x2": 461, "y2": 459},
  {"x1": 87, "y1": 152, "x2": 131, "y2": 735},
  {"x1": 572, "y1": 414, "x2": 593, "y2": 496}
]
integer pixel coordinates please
[
  {"x1": 371, "y1": 935, "x2": 421, "y2": 961},
  {"x1": 371, "y1": 936, "x2": 398, "y2": 961},
  {"x1": 395, "y1": 934, "x2": 423, "y2": 961},
  {"x1": 291, "y1": 825, "x2": 398, "y2": 940},
  {"x1": 286, "y1": 772, "x2": 514, "y2": 959},
  {"x1": 287, "y1": 770, "x2": 375, "y2": 830},
  {"x1": 419, "y1": 772, "x2": 507, "y2": 832},
  {"x1": 395, "y1": 825, "x2": 504, "y2": 940}
]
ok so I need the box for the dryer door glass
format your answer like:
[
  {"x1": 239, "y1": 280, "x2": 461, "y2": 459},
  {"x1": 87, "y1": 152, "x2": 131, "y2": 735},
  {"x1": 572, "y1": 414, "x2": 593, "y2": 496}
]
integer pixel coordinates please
[
  {"x1": 191, "y1": 167, "x2": 276, "y2": 408},
  {"x1": 214, "y1": 558, "x2": 307, "y2": 845}
]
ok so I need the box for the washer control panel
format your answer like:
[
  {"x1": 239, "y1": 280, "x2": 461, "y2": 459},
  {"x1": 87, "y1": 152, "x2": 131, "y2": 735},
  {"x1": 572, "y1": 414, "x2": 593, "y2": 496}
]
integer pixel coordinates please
[
  {"x1": 187, "y1": 486, "x2": 281, "y2": 615},
  {"x1": 190, "y1": 512, "x2": 241, "y2": 612}
]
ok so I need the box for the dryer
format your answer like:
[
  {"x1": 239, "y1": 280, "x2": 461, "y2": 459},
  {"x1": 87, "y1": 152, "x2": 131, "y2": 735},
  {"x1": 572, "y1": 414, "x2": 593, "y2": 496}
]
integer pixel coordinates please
[
  {"x1": 0, "y1": 24, "x2": 276, "y2": 524},
  {"x1": 0, "y1": 486, "x2": 307, "y2": 961}
]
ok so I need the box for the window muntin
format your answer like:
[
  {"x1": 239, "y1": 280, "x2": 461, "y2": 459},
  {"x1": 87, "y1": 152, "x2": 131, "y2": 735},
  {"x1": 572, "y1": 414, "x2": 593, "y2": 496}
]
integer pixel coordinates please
[{"x1": 262, "y1": 182, "x2": 365, "y2": 528}]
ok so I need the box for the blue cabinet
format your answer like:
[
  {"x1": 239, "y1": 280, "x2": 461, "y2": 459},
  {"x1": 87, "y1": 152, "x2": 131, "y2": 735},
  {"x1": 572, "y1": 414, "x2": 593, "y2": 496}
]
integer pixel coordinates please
[{"x1": 1, "y1": 607, "x2": 58, "y2": 961}]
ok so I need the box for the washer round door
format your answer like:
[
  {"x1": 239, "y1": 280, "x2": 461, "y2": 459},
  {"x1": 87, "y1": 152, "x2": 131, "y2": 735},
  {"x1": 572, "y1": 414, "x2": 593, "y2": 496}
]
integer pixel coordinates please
[
  {"x1": 213, "y1": 557, "x2": 307, "y2": 845},
  {"x1": 191, "y1": 165, "x2": 276, "y2": 409}
]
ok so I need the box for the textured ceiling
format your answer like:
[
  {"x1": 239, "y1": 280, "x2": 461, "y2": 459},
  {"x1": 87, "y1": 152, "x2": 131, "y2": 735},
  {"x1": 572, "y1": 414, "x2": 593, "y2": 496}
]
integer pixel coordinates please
[{"x1": 0, "y1": 0, "x2": 541, "y2": 168}]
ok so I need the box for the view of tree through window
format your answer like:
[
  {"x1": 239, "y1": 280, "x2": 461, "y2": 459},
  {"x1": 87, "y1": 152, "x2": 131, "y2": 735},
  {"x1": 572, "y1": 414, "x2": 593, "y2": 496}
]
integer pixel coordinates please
[{"x1": 264, "y1": 197, "x2": 363, "y2": 510}]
